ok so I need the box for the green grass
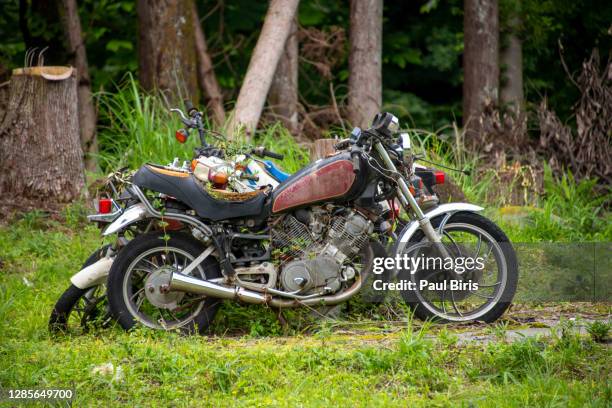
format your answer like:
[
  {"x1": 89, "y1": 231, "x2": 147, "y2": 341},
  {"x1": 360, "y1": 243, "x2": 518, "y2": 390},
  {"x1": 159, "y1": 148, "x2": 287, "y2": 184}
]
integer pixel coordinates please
[
  {"x1": 0, "y1": 82, "x2": 610, "y2": 406},
  {"x1": 0, "y1": 216, "x2": 610, "y2": 406}
]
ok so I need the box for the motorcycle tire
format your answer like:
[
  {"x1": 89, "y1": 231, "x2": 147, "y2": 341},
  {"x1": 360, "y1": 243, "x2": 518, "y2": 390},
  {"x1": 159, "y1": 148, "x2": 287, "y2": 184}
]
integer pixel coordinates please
[{"x1": 107, "y1": 232, "x2": 222, "y2": 335}]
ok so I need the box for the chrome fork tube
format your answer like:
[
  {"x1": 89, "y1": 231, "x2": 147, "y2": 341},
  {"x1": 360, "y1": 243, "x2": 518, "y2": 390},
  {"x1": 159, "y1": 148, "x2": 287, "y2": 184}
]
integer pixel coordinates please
[{"x1": 373, "y1": 142, "x2": 443, "y2": 244}]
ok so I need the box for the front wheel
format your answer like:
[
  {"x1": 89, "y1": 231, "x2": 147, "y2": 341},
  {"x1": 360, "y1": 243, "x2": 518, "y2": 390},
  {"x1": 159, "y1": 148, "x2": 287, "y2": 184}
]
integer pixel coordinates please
[
  {"x1": 107, "y1": 232, "x2": 222, "y2": 335},
  {"x1": 395, "y1": 212, "x2": 518, "y2": 323},
  {"x1": 49, "y1": 245, "x2": 113, "y2": 334}
]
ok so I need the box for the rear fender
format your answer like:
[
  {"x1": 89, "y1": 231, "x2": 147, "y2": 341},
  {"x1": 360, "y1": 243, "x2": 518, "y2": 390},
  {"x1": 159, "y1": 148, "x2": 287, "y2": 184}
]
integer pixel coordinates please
[{"x1": 102, "y1": 203, "x2": 148, "y2": 236}]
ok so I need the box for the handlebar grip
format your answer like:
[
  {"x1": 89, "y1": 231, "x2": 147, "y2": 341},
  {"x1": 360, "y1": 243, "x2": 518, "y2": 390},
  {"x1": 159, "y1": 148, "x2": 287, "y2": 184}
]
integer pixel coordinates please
[
  {"x1": 351, "y1": 153, "x2": 361, "y2": 174},
  {"x1": 335, "y1": 139, "x2": 350, "y2": 150},
  {"x1": 263, "y1": 149, "x2": 284, "y2": 160}
]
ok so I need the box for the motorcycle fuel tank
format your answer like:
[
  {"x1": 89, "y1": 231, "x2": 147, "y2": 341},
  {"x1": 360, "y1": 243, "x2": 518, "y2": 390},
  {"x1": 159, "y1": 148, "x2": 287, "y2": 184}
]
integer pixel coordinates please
[{"x1": 271, "y1": 153, "x2": 359, "y2": 213}]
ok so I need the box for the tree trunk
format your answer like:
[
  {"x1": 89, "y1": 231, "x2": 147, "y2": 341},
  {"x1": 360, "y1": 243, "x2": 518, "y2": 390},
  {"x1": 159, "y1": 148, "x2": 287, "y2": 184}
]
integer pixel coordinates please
[
  {"x1": 228, "y1": 0, "x2": 300, "y2": 138},
  {"x1": 59, "y1": 0, "x2": 98, "y2": 172},
  {"x1": 348, "y1": 0, "x2": 383, "y2": 129},
  {"x1": 192, "y1": 1, "x2": 225, "y2": 126},
  {"x1": 500, "y1": 15, "x2": 523, "y2": 113},
  {"x1": 137, "y1": 0, "x2": 198, "y2": 100},
  {"x1": 268, "y1": 19, "x2": 299, "y2": 134},
  {"x1": 463, "y1": 0, "x2": 499, "y2": 138},
  {"x1": 0, "y1": 67, "x2": 85, "y2": 203}
]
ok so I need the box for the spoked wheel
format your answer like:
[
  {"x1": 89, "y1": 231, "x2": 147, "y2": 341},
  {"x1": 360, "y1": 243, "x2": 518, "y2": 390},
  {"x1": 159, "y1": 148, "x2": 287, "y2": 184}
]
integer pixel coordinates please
[
  {"x1": 49, "y1": 246, "x2": 114, "y2": 334},
  {"x1": 107, "y1": 233, "x2": 222, "y2": 335},
  {"x1": 396, "y1": 212, "x2": 518, "y2": 323}
]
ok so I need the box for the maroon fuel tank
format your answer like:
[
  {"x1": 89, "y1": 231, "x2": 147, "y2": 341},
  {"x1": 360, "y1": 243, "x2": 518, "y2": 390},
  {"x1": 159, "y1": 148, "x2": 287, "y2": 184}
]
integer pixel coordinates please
[{"x1": 271, "y1": 152, "x2": 360, "y2": 213}]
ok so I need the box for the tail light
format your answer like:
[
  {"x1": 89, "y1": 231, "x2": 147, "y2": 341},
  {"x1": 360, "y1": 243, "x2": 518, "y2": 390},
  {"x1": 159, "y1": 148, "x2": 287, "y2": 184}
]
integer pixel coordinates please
[
  {"x1": 99, "y1": 198, "x2": 112, "y2": 214},
  {"x1": 434, "y1": 171, "x2": 445, "y2": 185},
  {"x1": 175, "y1": 129, "x2": 188, "y2": 144}
]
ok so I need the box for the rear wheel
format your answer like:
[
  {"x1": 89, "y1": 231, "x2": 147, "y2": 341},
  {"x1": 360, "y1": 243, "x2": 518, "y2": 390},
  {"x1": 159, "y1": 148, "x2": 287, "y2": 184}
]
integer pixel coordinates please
[
  {"x1": 395, "y1": 212, "x2": 518, "y2": 323},
  {"x1": 107, "y1": 232, "x2": 222, "y2": 335}
]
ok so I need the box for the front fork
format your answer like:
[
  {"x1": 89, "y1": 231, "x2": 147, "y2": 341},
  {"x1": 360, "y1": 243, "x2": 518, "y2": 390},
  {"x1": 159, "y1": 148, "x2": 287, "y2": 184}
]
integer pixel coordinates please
[{"x1": 373, "y1": 143, "x2": 450, "y2": 256}]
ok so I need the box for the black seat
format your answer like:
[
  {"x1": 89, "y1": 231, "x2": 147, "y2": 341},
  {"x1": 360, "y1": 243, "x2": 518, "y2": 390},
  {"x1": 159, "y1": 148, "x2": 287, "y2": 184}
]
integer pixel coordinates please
[{"x1": 132, "y1": 164, "x2": 270, "y2": 221}]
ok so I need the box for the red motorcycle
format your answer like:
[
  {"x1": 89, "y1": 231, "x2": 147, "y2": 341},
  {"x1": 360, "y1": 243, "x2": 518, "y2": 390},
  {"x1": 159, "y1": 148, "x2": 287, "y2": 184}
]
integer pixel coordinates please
[{"x1": 98, "y1": 108, "x2": 517, "y2": 334}]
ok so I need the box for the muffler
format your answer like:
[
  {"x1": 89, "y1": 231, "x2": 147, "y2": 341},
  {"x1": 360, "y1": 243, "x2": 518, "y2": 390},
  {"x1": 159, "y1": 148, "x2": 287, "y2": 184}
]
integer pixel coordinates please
[
  {"x1": 169, "y1": 272, "x2": 269, "y2": 304},
  {"x1": 168, "y1": 272, "x2": 363, "y2": 308}
]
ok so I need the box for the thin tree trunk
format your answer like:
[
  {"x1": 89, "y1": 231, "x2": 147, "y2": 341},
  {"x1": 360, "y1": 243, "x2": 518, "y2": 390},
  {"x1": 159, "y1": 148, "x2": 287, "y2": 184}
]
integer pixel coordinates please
[
  {"x1": 500, "y1": 15, "x2": 523, "y2": 113},
  {"x1": 59, "y1": 0, "x2": 98, "y2": 171},
  {"x1": 228, "y1": 0, "x2": 300, "y2": 138},
  {"x1": 463, "y1": 0, "x2": 499, "y2": 138},
  {"x1": 268, "y1": 19, "x2": 299, "y2": 134},
  {"x1": 138, "y1": 0, "x2": 198, "y2": 100},
  {"x1": 192, "y1": 1, "x2": 225, "y2": 126},
  {"x1": 0, "y1": 67, "x2": 84, "y2": 203},
  {"x1": 348, "y1": 0, "x2": 383, "y2": 129}
]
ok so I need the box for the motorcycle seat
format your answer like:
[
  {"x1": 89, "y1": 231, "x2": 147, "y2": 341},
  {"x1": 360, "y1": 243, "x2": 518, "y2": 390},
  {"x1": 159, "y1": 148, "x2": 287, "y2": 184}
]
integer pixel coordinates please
[{"x1": 132, "y1": 164, "x2": 270, "y2": 221}]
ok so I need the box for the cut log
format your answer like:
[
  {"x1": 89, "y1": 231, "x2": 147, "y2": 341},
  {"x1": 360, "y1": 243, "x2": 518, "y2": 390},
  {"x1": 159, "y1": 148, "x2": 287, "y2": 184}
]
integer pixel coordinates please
[
  {"x1": 228, "y1": 0, "x2": 300, "y2": 138},
  {"x1": 0, "y1": 66, "x2": 85, "y2": 203},
  {"x1": 311, "y1": 139, "x2": 337, "y2": 160}
]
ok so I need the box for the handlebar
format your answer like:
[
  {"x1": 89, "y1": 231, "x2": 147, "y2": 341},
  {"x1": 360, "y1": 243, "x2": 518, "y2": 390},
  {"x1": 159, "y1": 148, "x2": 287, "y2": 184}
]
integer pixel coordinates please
[{"x1": 251, "y1": 146, "x2": 284, "y2": 160}]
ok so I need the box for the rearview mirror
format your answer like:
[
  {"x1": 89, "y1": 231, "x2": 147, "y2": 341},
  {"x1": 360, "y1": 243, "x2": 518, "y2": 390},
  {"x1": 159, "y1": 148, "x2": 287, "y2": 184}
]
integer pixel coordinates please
[{"x1": 400, "y1": 133, "x2": 411, "y2": 150}]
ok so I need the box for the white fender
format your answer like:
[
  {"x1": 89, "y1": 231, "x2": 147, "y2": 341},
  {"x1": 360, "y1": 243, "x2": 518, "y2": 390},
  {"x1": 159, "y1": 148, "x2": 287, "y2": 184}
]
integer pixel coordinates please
[
  {"x1": 70, "y1": 257, "x2": 114, "y2": 289},
  {"x1": 396, "y1": 203, "x2": 484, "y2": 244},
  {"x1": 102, "y1": 203, "x2": 148, "y2": 236}
]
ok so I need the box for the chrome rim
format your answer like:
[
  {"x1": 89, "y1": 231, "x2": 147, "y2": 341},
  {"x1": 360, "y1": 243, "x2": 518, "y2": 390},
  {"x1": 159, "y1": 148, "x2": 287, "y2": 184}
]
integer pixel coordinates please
[
  {"x1": 402, "y1": 223, "x2": 507, "y2": 322},
  {"x1": 122, "y1": 246, "x2": 211, "y2": 330}
]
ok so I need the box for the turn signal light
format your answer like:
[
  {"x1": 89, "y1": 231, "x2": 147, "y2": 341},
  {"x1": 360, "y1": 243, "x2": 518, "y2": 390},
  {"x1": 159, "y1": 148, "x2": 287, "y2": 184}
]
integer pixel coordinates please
[
  {"x1": 99, "y1": 198, "x2": 112, "y2": 214},
  {"x1": 175, "y1": 129, "x2": 188, "y2": 144},
  {"x1": 434, "y1": 171, "x2": 445, "y2": 185}
]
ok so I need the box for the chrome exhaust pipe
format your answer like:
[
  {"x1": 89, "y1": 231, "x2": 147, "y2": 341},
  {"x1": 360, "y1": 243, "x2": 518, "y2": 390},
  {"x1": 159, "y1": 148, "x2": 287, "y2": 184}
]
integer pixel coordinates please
[
  {"x1": 269, "y1": 274, "x2": 362, "y2": 308},
  {"x1": 169, "y1": 272, "x2": 269, "y2": 304},
  {"x1": 169, "y1": 271, "x2": 363, "y2": 308}
]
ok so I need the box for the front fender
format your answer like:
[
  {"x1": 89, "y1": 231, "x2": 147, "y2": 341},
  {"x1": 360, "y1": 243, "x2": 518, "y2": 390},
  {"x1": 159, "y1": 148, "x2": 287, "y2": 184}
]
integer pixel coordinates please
[
  {"x1": 70, "y1": 257, "x2": 114, "y2": 289},
  {"x1": 102, "y1": 203, "x2": 148, "y2": 236},
  {"x1": 391, "y1": 203, "x2": 484, "y2": 279},
  {"x1": 397, "y1": 202, "x2": 484, "y2": 245}
]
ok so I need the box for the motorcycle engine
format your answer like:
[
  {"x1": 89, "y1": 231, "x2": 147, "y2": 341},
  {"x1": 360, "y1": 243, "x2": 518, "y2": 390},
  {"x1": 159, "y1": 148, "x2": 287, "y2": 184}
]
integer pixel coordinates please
[{"x1": 272, "y1": 208, "x2": 372, "y2": 295}]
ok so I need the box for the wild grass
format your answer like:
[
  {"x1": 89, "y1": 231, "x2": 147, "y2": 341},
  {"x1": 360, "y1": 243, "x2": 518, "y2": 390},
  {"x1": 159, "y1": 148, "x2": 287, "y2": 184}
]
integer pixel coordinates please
[
  {"x1": 0, "y1": 79, "x2": 609, "y2": 405},
  {"x1": 406, "y1": 126, "x2": 611, "y2": 242},
  {"x1": 0, "y1": 220, "x2": 608, "y2": 406},
  {"x1": 96, "y1": 76, "x2": 309, "y2": 175}
]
